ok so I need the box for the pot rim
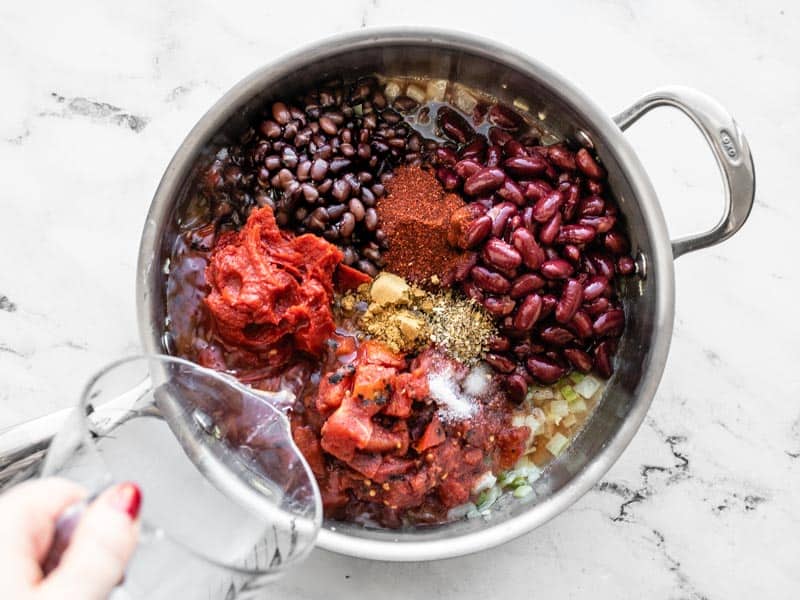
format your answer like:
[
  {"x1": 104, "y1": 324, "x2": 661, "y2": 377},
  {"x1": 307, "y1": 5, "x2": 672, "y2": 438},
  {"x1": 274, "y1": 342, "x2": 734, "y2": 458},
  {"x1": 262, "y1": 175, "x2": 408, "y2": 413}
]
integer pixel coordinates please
[{"x1": 136, "y1": 26, "x2": 675, "y2": 562}]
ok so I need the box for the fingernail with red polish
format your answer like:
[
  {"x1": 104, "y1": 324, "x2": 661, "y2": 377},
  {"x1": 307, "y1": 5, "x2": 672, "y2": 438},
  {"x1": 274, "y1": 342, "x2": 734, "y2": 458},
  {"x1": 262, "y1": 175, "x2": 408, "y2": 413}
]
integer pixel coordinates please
[{"x1": 108, "y1": 482, "x2": 142, "y2": 520}]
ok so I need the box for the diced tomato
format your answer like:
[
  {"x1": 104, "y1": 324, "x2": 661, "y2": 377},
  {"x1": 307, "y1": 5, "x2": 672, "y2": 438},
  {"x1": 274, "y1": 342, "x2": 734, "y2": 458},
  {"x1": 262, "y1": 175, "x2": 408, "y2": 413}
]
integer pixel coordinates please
[
  {"x1": 437, "y1": 476, "x2": 470, "y2": 507},
  {"x1": 348, "y1": 452, "x2": 383, "y2": 479},
  {"x1": 291, "y1": 425, "x2": 326, "y2": 477},
  {"x1": 316, "y1": 369, "x2": 353, "y2": 412},
  {"x1": 358, "y1": 340, "x2": 406, "y2": 369},
  {"x1": 415, "y1": 414, "x2": 446, "y2": 452},
  {"x1": 334, "y1": 264, "x2": 373, "y2": 292},
  {"x1": 351, "y1": 363, "x2": 396, "y2": 408}
]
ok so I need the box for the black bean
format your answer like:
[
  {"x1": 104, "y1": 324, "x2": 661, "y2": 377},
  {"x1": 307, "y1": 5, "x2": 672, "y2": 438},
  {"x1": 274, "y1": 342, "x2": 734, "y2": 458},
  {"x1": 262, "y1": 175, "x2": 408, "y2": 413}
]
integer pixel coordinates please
[
  {"x1": 310, "y1": 159, "x2": 329, "y2": 181},
  {"x1": 332, "y1": 178, "x2": 351, "y2": 202},
  {"x1": 338, "y1": 212, "x2": 356, "y2": 238},
  {"x1": 343, "y1": 246, "x2": 358, "y2": 265},
  {"x1": 393, "y1": 95, "x2": 419, "y2": 112},
  {"x1": 319, "y1": 116, "x2": 338, "y2": 136},
  {"x1": 301, "y1": 183, "x2": 319, "y2": 203},
  {"x1": 340, "y1": 143, "x2": 355, "y2": 157},
  {"x1": 281, "y1": 147, "x2": 298, "y2": 169},
  {"x1": 364, "y1": 207, "x2": 378, "y2": 231},
  {"x1": 326, "y1": 204, "x2": 347, "y2": 220},
  {"x1": 260, "y1": 120, "x2": 282, "y2": 139},
  {"x1": 330, "y1": 158, "x2": 352, "y2": 173},
  {"x1": 296, "y1": 159, "x2": 311, "y2": 181},
  {"x1": 264, "y1": 155, "x2": 281, "y2": 171},
  {"x1": 356, "y1": 259, "x2": 378, "y2": 277},
  {"x1": 357, "y1": 143, "x2": 371, "y2": 160},
  {"x1": 361, "y1": 187, "x2": 376, "y2": 206},
  {"x1": 349, "y1": 198, "x2": 365, "y2": 221}
]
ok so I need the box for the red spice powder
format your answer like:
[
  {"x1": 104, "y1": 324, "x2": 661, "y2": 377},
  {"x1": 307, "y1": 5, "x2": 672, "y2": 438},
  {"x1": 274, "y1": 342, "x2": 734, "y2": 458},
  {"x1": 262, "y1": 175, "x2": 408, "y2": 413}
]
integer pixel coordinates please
[{"x1": 377, "y1": 166, "x2": 465, "y2": 281}]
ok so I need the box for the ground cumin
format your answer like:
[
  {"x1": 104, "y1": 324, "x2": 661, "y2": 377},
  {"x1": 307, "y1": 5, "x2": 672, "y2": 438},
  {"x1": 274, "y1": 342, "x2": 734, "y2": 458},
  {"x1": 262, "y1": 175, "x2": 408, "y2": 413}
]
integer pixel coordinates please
[{"x1": 378, "y1": 166, "x2": 465, "y2": 282}]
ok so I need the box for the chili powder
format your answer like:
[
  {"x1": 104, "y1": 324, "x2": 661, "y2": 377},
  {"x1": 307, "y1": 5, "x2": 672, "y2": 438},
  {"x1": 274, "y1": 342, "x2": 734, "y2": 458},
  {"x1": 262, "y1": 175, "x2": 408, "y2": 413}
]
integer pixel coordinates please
[{"x1": 377, "y1": 166, "x2": 465, "y2": 282}]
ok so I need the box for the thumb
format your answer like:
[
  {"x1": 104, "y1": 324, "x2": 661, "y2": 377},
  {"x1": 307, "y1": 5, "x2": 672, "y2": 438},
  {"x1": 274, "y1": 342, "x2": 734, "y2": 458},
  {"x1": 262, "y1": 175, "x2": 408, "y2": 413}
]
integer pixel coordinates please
[{"x1": 37, "y1": 482, "x2": 141, "y2": 600}]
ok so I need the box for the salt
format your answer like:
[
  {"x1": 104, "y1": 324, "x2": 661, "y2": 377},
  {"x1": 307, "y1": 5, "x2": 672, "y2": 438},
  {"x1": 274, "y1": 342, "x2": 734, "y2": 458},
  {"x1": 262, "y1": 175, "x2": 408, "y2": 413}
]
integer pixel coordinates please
[{"x1": 429, "y1": 368, "x2": 477, "y2": 422}]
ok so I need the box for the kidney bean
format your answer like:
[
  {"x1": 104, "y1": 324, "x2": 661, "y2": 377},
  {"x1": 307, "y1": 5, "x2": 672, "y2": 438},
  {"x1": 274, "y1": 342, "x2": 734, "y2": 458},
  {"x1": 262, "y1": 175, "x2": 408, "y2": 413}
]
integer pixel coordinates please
[
  {"x1": 436, "y1": 167, "x2": 460, "y2": 191},
  {"x1": 539, "y1": 326, "x2": 575, "y2": 346},
  {"x1": 488, "y1": 103, "x2": 525, "y2": 130},
  {"x1": 568, "y1": 310, "x2": 593, "y2": 340},
  {"x1": 488, "y1": 126, "x2": 514, "y2": 146},
  {"x1": 524, "y1": 180, "x2": 552, "y2": 201},
  {"x1": 488, "y1": 202, "x2": 517, "y2": 237},
  {"x1": 588, "y1": 252, "x2": 615, "y2": 279},
  {"x1": 471, "y1": 266, "x2": 511, "y2": 294},
  {"x1": 540, "y1": 259, "x2": 574, "y2": 280},
  {"x1": 582, "y1": 276, "x2": 609, "y2": 301},
  {"x1": 463, "y1": 280, "x2": 486, "y2": 303},
  {"x1": 546, "y1": 144, "x2": 577, "y2": 170},
  {"x1": 488, "y1": 335, "x2": 511, "y2": 353},
  {"x1": 486, "y1": 145, "x2": 503, "y2": 168},
  {"x1": 575, "y1": 148, "x2": 605, "y2": 179},
  {"x1": 604, "y1": 230, "x2": 630, "y2": 254},
  {"x1": 555, "y1": 279, "x2": 584, "y2": 324},
  {"x1": 509, "y1": 273, "x2": 545, "y2": 299},
  {"x1": 464, "y1": 167, "x2": 505, "y2": 196},
  {"x1": 533, "y1": 191, "x2": 563, "y2": 223},
  {"x1": 557, "y1": 224, "x2": 597, "y2": 244},
  {"x1": 593, "y1": 309, "x2": 625, "y2": 337},
  {"x1": 482, "y1": 237, "x2": 522, "y2": 271},
  {"x1": 497, "y1": 179, "x2": 526, "y2": 206},
  {"x1": 460, "y1": 137, "x2": 487, "y2": 161},
  {"x1": 563, "y1": 244, "x2": 581, "y2": 263},
  {"x1": 584, "y1": 297, "x2": 610, "y2": 319},
  {"x1": 563, "y1": 348, "x2": 593, "y2": 373},
  {"x1": 454, "y1": 159, "x2": 482, "y2": 180},
  {"x1": 435, "y1": 147, "x2": 458, "y2": 167},
  {"x1": 579, "y1": 196, "x2": 605, "y2": 217},
  {"x1": 578, "y1": 215, "x2": 616, "y2": 234},
  {"x1": 539, "y1": 294, "x2": 558, "y2": 319},
  {"x1": 617, "y1": 256, "x2": 636, "y2": 275},
  {"x1": 437, "y1": 106, "x2": 474, "y2": 143},
  {"x1": 364, "y1": 207, "x2": 378, "y2": 231},
  {"x1": 486, "y1": 353, "x2": 516, "y2": 374},
  {"x1": 503, "y1": 373, "x2": 528, "y2": 404},
  {"x1": 512, "y1": 293, "x2": 543, "y2": 331},
  {"x1": 594, "y1": 339, "x2": 617, "y2": 378},
  {"x1": 560, "y1": 183, "x2": 580, "y2": 221},
  {"x1": 503, "y1": 156, "x2": 548, "y2": 178},
  {"x1": 511, "y1": 227, "x2": 545, "y2": 270},
  {"x1": 503, "y1": 140, "x2": 527, "y2": 158},
  {"x1": 465, "y1": 216, "x2": 493, "y2": 249},
  {"x1": 483, "y1": 295, "x2": 516, "y2": 317},
  {"x1": 526, "y1": 355, "x2": 566, "y2": 384},
  {"x1": 450, "y1": 252, "x2": 478, "y2": 283}
]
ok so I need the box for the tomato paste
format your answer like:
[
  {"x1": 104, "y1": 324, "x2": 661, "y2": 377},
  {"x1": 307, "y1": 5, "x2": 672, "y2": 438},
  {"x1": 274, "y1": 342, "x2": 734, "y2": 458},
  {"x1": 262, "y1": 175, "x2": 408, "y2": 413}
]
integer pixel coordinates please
[{"x1": 204, "y1": 206, "x2": 343, "y2": 365}]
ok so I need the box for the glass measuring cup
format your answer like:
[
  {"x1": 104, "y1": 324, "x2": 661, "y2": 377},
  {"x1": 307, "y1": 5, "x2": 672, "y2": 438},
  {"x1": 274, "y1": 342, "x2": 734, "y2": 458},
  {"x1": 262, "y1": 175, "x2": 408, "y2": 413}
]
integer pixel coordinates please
[{"x1": 39, "y1": 354, "x2": 322, "y2": 599}]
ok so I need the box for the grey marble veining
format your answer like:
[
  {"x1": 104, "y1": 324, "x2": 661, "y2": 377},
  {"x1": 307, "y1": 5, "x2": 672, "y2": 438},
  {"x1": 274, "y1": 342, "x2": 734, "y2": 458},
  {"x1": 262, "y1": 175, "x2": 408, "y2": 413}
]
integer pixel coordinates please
[{"x1": 1, "y1": 1, "x2": 798, "y2": 598}]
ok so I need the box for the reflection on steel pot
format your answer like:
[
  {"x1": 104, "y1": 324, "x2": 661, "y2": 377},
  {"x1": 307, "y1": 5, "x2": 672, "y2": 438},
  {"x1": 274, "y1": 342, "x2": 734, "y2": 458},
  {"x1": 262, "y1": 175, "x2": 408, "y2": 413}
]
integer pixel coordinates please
[{"x1": 133, "y1": 29, "x2": 753, "y2": 562}]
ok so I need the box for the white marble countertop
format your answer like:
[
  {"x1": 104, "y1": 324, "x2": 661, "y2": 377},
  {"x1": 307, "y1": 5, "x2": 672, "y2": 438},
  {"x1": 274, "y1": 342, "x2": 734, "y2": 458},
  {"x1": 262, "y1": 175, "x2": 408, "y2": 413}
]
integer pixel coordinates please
[{"x1": 1, "y1": 1, "x2": 797, "y2": 598}]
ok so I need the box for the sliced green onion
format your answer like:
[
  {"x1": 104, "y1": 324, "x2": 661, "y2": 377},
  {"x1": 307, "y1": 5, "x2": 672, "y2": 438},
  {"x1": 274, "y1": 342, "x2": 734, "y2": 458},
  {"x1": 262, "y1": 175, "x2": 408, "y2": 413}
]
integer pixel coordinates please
[
  {"x1": 560, "y1": 385, "x2": 579, "y2": 404},
  {"x1": 574, "y1": 375, "x2": 601, "y2": 399},
  {"x1": 471, "y1": 471, "x2": 497, "y2": 494},
  {"x1": 546, "y1": 432, "x2": 569, "y2": 456},
  {"x1": 513, "y1": 484, "x2": 534, "y2": 498},
  {"x1": 476, "y1": 485, "x2": 501, "y2": 511},
  {"x1": 568, "y1": 372, "x2": 585, "y2": 384},
  {"x1": 511, "y1": 476, "x2": 529, "y2": 488},
  {"x1": 353, "y1": 104, "x2": 364, "y2": 116}
]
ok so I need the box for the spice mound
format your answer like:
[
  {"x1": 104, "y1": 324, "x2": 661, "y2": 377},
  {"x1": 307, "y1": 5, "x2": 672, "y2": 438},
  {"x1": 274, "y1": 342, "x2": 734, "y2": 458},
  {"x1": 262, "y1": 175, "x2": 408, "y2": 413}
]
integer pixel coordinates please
[
  {"x1": 340, "y1": 272, "x2": 495, "y2": 363},
  {"x1": 204, "y1": 206, "x2": 343, "y2": 360},
  {"x1": 378, "y1": 166, "x2": 465, "y2": 282}
]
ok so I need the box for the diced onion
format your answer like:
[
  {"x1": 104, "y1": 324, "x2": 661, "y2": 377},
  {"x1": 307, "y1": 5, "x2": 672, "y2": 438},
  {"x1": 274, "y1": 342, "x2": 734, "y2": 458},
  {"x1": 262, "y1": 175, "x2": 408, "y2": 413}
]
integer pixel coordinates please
[
  {"x1": 426, "y1": 79, "x2": 447, "y2": 102},
  {"x1": 574, "y1": 375, "x2": 601, "y2": 399},
  {"x1": 570, "y1": 398, "x2": 588, "y2": 413},
  {"x1": 546, "y1": 432, "x2": 569, "y2": 456},
  {"x1": 549, "y1": 399, "x2": 569, "y2": 419},
  {"x1": 471, "y1": 471, "x2": 497, "y2": 494},
  {"x1": 384, "y1": 81, "x2": 401, "y2": 102},
  {"x1": 405, "y1": 84, "x2": 426, "y2": 104},
  {"x1": 560, "y1": 385, "x2": 579, "y2": 403},
  {"x1": 447, "y1": 502, "x2": 477, "y2": 521}
]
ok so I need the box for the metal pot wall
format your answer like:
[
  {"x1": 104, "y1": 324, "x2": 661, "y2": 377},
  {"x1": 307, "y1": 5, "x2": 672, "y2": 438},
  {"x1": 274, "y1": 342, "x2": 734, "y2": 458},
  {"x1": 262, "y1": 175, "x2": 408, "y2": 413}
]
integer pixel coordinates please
[{"x1": 2, "y1": 28, "x2": 753, "y2": 563}]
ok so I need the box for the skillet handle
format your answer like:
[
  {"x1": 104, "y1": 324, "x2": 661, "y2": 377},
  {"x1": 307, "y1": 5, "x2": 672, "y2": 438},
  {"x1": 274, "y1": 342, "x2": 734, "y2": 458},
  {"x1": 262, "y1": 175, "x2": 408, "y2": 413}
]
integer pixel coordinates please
[{"x1": 613, "y1": 86, "x2": 755, "y2": 259}]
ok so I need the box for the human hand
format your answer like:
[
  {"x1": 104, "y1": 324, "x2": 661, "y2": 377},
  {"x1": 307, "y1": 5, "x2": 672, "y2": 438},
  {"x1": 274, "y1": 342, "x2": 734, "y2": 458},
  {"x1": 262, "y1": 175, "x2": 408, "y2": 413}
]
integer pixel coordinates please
[{"x1": 0, "y1": 478, "x2": 141, "y2": 600}]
